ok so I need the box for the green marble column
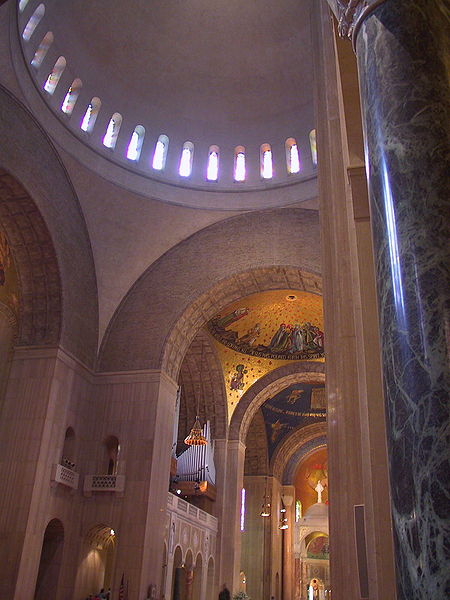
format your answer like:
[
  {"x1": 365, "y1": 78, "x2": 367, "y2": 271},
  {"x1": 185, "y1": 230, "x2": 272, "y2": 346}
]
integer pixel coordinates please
[{"x1": 335, "y1": 1, "x2": 449, "y2": 598}]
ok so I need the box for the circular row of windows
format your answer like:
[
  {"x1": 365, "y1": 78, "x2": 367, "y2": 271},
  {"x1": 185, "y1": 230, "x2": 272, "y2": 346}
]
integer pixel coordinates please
[{"x1": 19, "y1": 1, "x2": 318, "y2": 183}]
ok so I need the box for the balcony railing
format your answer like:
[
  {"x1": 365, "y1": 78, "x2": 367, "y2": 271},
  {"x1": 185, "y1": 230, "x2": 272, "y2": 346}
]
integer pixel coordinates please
[
  {"x1": 51, "y1": 463, "x2": 79, "y2": 490},
  {"x1": 167, "y1": 492, "x2": 218, "y2": 531},
  {"x1": 83, "y1": 474, "x2": 126, "y2": 496}
]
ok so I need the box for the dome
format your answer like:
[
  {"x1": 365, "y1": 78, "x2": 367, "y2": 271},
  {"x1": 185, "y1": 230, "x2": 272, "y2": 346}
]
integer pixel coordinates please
[
  {"x1": 16, "y1": 0, "x2": 319, "y2": 204},
  {"x1": 304, "y1": 502, "x2": 328, "y2": 518}
]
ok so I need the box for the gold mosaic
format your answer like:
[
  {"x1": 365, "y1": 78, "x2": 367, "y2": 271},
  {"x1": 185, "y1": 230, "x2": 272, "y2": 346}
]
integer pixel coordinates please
[{"x1": 206, "y1": 289, "x2": 324, "y2": 418}]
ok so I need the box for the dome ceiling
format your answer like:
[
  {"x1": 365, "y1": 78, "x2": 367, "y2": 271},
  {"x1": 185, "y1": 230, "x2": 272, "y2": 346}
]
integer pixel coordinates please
[
  {"x1": 17, "y1": 0, "x2": 318, "y2": 197},
  {"x1": 45, "y1": 0, "x2": 314, "y2": 140}
]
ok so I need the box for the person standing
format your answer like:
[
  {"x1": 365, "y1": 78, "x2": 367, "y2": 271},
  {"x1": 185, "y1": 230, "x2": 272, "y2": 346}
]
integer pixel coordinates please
[{"x1": 218, "y1": 583, "x2": 231, "y2": 600}]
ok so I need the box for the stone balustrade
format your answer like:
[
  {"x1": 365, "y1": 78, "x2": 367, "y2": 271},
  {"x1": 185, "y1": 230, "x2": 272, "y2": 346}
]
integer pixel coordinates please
[
  {"x1": 51, "y1": 463, "x2": 79, "y2": 490},
  {"x1": 83, "y1": 474, "x2": 126, "y2": 496}
]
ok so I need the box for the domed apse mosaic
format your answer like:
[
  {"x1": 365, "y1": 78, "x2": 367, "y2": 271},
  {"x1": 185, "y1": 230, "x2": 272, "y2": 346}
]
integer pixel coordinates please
[
  {"x1": 295, "y1": 447, "x2": 328, "y2": 513},
  {"x1": 206, "y1": 289, "x2": 324, "y2": 417},
  {"x1": 261, "y1": 383, "x2": 326, "y2": 460}
]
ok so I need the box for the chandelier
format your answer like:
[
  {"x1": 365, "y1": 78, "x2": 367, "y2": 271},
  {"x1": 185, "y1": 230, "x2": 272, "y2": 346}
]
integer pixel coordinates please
[
  {"x1": 260, "y1": 476, "x2": 271, "y2": 517},
  {"x1": 184, "y1": 341, "x2": 208, "y2": 446},
  {"x1": 184, "y1": 415, "x2": 207, "y2": 446}
]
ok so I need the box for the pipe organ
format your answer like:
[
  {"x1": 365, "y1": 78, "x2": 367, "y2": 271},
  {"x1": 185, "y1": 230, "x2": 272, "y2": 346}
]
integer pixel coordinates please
[{"x1": 176, "y1": 421, "x2": 216, "y2": 484}]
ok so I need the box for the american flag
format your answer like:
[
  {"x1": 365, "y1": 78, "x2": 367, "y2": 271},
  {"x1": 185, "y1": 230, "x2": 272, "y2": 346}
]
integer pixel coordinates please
[{"x1": 118, "y1": 573, "x2": 128, "y2": 600}]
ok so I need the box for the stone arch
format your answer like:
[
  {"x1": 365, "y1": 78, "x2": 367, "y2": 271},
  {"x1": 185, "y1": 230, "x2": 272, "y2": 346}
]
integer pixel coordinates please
[
  {"x1": 271, "y1": 422, "x2": 327, "y2": 482},
  {"x1": 0, "y1": 300, "x2": 18, "y2": 333},
  {"x1": 0, "y1": 171, "x2": 62, "y2": 347},
  {"x1": 229, "y1": 362, "x2": 325, "y2": 443},
  {"x1": 74, "y1": 523, "x2": 117, "y2": 599},
  {"x1": 98, "y1": 208, "x2": 321, "y2": 375},
  {"x1": 244, "y1": 409, "x2": 269, "y2": 475},
  {"x1": 0, "y1": 302, "x2": 18, "y2": 402},
  {"x1": 0, "y1": 85, "x2": 98, "y2": 367},
  {"x1": 34, "y1": 518, "x2": 65, "y2": 600},
  {"x1": 178, "y1": 329, "x2": 228, "y2": 443}
]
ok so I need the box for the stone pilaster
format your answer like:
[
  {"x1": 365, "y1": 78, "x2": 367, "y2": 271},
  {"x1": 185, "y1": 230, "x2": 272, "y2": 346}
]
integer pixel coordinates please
[
  {"x1": 311, "y1": 5, "x2": 365, "y2": 599},
  {"x1": 218, "y1": 439, "x2": 246, "y2": 595},
  {"x1": 0, "y1": 346, "x2": 94, "y2": 600},
  {"x1": 93, "y1": 369, "x2": 179, "y2": 600}
]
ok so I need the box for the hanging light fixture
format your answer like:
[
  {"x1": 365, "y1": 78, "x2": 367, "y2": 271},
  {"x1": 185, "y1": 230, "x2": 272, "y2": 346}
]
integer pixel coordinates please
[
  {"x1": 184, "y1": 415, "x2": 207, "y2": 446},
  {"x1": 279, "y1": 506, "x2": 288, "y2": 529},
  {"x1": 184, "y1": 341, "x2": 208, "y2": 446},
  {"x1": 260, "y1": 476, "x2": 271, "y2": 517}
]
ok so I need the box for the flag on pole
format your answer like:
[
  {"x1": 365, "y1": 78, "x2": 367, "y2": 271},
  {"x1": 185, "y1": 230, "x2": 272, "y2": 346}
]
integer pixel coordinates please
[{"x1": 118, "y1": 573, "x2": 125, "y2": 600}]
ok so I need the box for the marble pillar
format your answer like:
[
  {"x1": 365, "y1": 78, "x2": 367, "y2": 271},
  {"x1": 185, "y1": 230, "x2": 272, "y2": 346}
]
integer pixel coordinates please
[{"x1": 338, "y1": 1, "x2": 449, "y2": 597}]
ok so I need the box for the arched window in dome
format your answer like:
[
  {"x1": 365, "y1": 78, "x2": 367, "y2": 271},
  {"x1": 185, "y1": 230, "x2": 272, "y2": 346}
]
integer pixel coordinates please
[
  {"x1": 22, "y1": 3, "x2": 44, "y2": 41},
  {"x1": 152, "y1": 134, "x2": 169, "y2": 171},
  {"x1": 309, "y1": 129, "x2": 318, "y2": 166},
  {"x1": 31, "y1": 31, "x2": 53, "y2": 69},
  {"x1": 61, "y1": 78, "x2": 82, "y2": 115},
  {"x1": 179, "y1": 141, "x2": 194, "y2": 177},
  {"x1": 126, "y1": 125, "x2": 145, "y2": 161},
  {"x1": 285, "y1": 137, "x2": 300, "y2": 174},
  {"x1": 103, "y1": 113, "x2": 122, "y2": 149},
  {"x1": 19, "y1": 0, "x2": 31, "y2": 12},
  {"x1": 260, "y1": 143, "x2": 273, "y2": 179},
  {"x1": 80, "y1": 97, "x2": 101, "y2": 133},
  {"x1": 234, "y1": 146, "x2": 246, "y2": 182},
  {"x1": 206, "y1": 145, "x2": 219, "y2": 182},
  {"x1": 43, "y1": 56, "x2": 66, "y2": 95}
]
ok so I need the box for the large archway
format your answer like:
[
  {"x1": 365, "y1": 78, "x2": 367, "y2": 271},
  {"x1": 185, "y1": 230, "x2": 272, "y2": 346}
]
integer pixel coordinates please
[
  {"x1": 230, "y1": 362, "x2": 325, "y2": 443},
  {"x1": 74, "y1": 524, "x2": 117, "y2": 599},
  {"x1": 0, "y1": 86, "x2": 98, "y2": 367},
  {"x1": 231, "y1": 363, "x2": 326, "y2": 600},
  {"x1": 98, "y1": 214, "x2": 322, "y2": 375},
  {"x1": 34, "y1": 518, "x2": 64, "y2": 600}
]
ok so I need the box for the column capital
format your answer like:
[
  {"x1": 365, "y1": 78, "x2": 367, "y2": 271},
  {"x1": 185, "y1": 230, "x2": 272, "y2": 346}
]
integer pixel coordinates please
[{"x1": 328, "y1": 0, "x2": 386, "y2": 47}]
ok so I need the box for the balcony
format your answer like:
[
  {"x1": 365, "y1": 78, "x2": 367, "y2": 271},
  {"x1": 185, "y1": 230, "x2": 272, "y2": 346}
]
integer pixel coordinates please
[
  {"x1": 51, "y1": 463, "x2": 79, "y2": 490},
  {"x1": 83, "y1": 474, "x2": 126, "y2": 496}
]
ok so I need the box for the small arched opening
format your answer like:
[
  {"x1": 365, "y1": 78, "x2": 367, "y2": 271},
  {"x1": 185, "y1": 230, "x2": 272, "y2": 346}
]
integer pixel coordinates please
[
  {"x1": 61, "y1": 78, "x2": 83, "y2": 115},
  {"x1": 309, "y1": 129, "x2": 317, "y2": 166},
  {"x1": 285, "y1": 137, "x2": 300, "y2": 174},
  {"x1": 34, "y1": 518, "x2": 64, "y2": 600},
  {"x1": 104, "y1": 435, "x2": 120, "y2": 475},
  {"x1": 103, "y1": 113, "x2": 122, "y2": 149},
  {"x1": 126, "y1": 125, "x2": 146, "y2": 161},
  {"x1": 43, "y1": 56, "x2": 66, "y2": 95},
  {"x1": 206, "y1": 145, "x2": 219, "y2": 182},
  {"x1": 74, "y1": 524, "x2": 117, "y2": 599},
  {"x1": 171, "y1": 546, "x2": 183, "y2": 600},
  {"x1": 152, "y1": 134, "x2": 169, "y2": 171},
  {"x1": 260, "y1": 143, "x2": 273, "y2": 179},
  {"x1": 206, "y1": 558, "x2": 215, "y2": 600},
  {"x1": 179, "y1": 141, "x2": 194, "y2": 177},
  {"x1": 61, "y1": 426, "x2": 76, "y2": 469},
  {"x1": 81, "y1": 97, "x2": 102, "y2": 133},
  {"x1": 22, "y1": 3, "x2": 45, "y2": 41},
  {"x1": 192, "y1": 553, "x2": 202, "y2": 600},
  {"x1": 234, "y1": 145, "x2": 246, "y2": 182},
  {"x1": 31, "y1": 31, "x2": 54, "y2": 69}
]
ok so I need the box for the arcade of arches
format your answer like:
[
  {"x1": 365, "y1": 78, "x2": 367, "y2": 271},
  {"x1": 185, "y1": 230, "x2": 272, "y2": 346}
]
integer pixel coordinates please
[{"x1": 0, "y1": 1, "x2": 448, "y2": 600}]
